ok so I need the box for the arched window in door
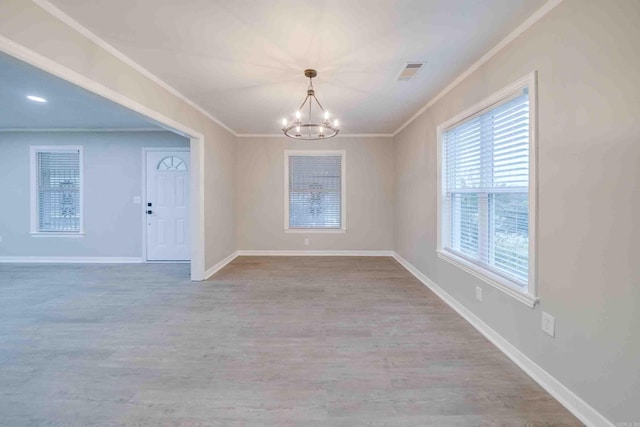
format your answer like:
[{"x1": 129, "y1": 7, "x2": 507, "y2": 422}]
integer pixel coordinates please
[{"x1": 157, "y1": 156, "x2": 188, "y2": 171}]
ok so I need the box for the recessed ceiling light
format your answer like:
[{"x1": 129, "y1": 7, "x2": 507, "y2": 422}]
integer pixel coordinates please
[{"x1": 26, "y1": 95, "x2": 47, "y2": 103}]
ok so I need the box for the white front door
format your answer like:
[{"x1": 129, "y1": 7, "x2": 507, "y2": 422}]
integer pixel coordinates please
[{"x1": 146, "y1": 151, "x2": 190, "y2": 261}]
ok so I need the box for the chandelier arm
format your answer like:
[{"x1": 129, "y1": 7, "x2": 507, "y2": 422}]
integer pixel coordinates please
[
  {"x1": 298, "y1": 95, "x2": 310, "y2": 113},
  {"x1": 308, "y1": 96, "x2": 313, "y2": 138},
  {"x1": 307, "y1": 102, "x2": 311, "y2": 139},
  {"x1": 312, "y1": 95, "x2": 326, "y2": 112}
]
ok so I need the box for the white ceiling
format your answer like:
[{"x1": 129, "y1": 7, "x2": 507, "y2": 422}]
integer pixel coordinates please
[
  {"x1": 0, "y1": 51, "x2": 161, "y2": 130},
  {"x1": 46, "y1": 0, "x2": 547, "y2": 135}
]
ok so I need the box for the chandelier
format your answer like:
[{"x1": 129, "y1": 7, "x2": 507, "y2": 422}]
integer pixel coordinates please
[{"x1": 281, "y1": 69, "x2": 340, "y2": 140}]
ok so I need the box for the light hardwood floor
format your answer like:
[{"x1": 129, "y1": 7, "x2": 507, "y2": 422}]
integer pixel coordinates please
[{"x1": 0, "y1": 257, "x2": 582, "y2": 426}]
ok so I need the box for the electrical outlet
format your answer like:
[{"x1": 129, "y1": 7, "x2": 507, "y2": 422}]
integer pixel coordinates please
[
  {"x1": 304, "y1": 238, "x2": 310, "y2": 246},
  {"x1": 542, "y1": 312, "x2": 555, "y2": 337},
  {"x1": 475, "y1": 286, "x2": 482, "y2": 301}
]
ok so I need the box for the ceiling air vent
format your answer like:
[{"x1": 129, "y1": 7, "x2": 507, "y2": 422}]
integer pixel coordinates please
[{"x1": 397, "y1": 62, "x2": 424, "y2": 81}]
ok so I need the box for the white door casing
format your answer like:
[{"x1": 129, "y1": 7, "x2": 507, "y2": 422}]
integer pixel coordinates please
[{"x1": 146, "y1": 150, "x2": 190, "y2": 261}]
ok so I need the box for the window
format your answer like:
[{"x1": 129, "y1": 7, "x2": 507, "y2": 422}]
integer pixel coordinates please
[
  {"x1": 157, "y1": 156, "x2": 188, "y2": 171},
  {"x1": 284, "y1": 150, "x2": 346, "y2": 232},
  {"x1": 30, "y1": 146, "x2": 83, "y2": 235},
  {"x1": 437, "y1": 73, "x2": 537, "y2": 306}
]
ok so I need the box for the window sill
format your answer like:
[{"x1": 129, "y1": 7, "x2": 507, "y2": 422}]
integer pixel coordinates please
[
  {"x1": 30, "y1": 232, "x2": 85, "y2": 238},
  {"x1": 285, "y1": 228, "x2": 347, "y2": 234},
  {"x1": 436, "y1": 249, "x2": 538, "y2": 308}
]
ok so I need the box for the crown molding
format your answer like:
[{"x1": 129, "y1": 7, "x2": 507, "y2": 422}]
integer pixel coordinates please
[
  {"x1": 236, "y1": 134, "x2": 291, "y2": 138},
  {"x1": 393, "y1": 0, "x2": 564, "y2": 137},
  {"x1": 0, "y1": 127, "x2": 165, "y2": 132},
  {"x1": 32, "y1": 0, "x2": 238, "y2": 137},
  {"x1": 236, "y1": 133, "x2": 394, "y2": 138},
  {"x1": 323, "y1": 133, "x2": 394, "y2": 138}
]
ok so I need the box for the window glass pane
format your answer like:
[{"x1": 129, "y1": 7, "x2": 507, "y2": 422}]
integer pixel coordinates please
[
  {"x1": 491, "y1": 193, "x2": 529, "y2": 282},
  {"x1": 445, "y1": 117, "x2": 483, "y2": 190},
  {"x1": 37, "y1": 151, "x2": 81, "y2": 232},
  {"x1": 288, "y1": 155, "x2": 342, "y2": 228},
  {"x1": 442, "y1": 87, "x2": 530, "y2": 287},
  {"x1": 450, "y1": 193, "x2": 479, "y2": 257}
]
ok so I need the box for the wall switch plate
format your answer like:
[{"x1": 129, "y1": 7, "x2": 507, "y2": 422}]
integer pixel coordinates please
[
  {"x1": 133, "y1": 196, "x2": 142, "y2": 204},
  {"x1": 475, "y1": 286, "x2": 482, "y2": 301},
  {"x1": 542, "y1": 312, "x2": 556, "y2": 337},
  {"x1": 304, "y1": 238, "x2": 310, "y2": 246}
]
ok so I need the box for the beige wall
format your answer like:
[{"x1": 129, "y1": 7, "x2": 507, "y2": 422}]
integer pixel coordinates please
[
  {"x1": 236, "y1": 136, "x2": 394, "y2": 251},
  {"x1": 0, "y1": 0, "x2": 236, "y2": 274},
  {"x1": 394, "y1": 0, "x2": 640, "y2": 422}
]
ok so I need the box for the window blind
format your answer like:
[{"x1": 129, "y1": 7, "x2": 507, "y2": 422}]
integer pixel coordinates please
[
  {"x1": 288, "y1": 155, "x2": 342, "y2": 229},
  {"x1": 443, "y1": 88, "x2": 530, "y2": 286},
  {"x1": 37, "y1": 150, "x2": 81, "y2": 232}
]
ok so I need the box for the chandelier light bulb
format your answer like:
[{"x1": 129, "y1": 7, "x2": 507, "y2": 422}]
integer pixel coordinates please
[
  {"x1": 319, "y1": 126, "x2": 324, "y2": 135},
  {"x1": 334, "y1": 119, "x2": 339, "y2": 128},
  {"x1": 296, "y1": 126, "x2": 300, "y2": 133},
  {"x1": 281, "y1": 118, "x2": 288, "y2": 127},
  {"x1": 324, "y1": 111, "x2": 330, "y2": 120},
  {"x1": 295, "y1": 111, "x2": 301, "y2": 120}
]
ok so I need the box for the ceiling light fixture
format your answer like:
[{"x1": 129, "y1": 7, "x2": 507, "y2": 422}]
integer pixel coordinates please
[
  {"x1": 26, "y1": 95, "x2": 47, "y2": 103},
  {"x1": 281, "y1": 69, "x2": 339, "y2": 140}
]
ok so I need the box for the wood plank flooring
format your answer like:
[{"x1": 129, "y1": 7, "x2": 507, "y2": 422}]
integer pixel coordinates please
[{"x1": 0, "y1": 257, "x2": 582, "y2": 426}]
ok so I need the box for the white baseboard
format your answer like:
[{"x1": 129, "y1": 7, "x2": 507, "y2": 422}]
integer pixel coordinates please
[
  {"x1": 202, "y1": 249, "x2": 394, "y2": 280},
  {"x1": 203, "y1": 251, "x2": 239, "y2": 280},
  {"x1": 392, "y1": 252, "x2": 613, "y2": 427},
  {"x1": 0, "y1": 256, "x2": 143, "y2": 263},
  {"x1": 236, "y1": 250, "x2": 394, "y2": 257}
]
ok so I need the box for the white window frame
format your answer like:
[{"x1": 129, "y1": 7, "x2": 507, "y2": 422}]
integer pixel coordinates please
[
  {"x1": 284, "y1": 150, "x2": 347, "y2": 233},
  {"x1": 30, "y1": 146, "x2": 84, "y2": 237},
  {"x1": 436, "y1": 72, "x2": 538, "y2": 307}
]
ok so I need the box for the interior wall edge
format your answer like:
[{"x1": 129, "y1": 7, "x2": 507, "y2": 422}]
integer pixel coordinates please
[{"x1": 203, "y1": 251, "x2": 239, "y2": 281}]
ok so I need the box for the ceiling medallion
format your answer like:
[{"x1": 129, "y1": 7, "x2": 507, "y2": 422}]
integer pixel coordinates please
[{"x1": 281, "y1": 69, "x2": 339, "y2": 140}]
